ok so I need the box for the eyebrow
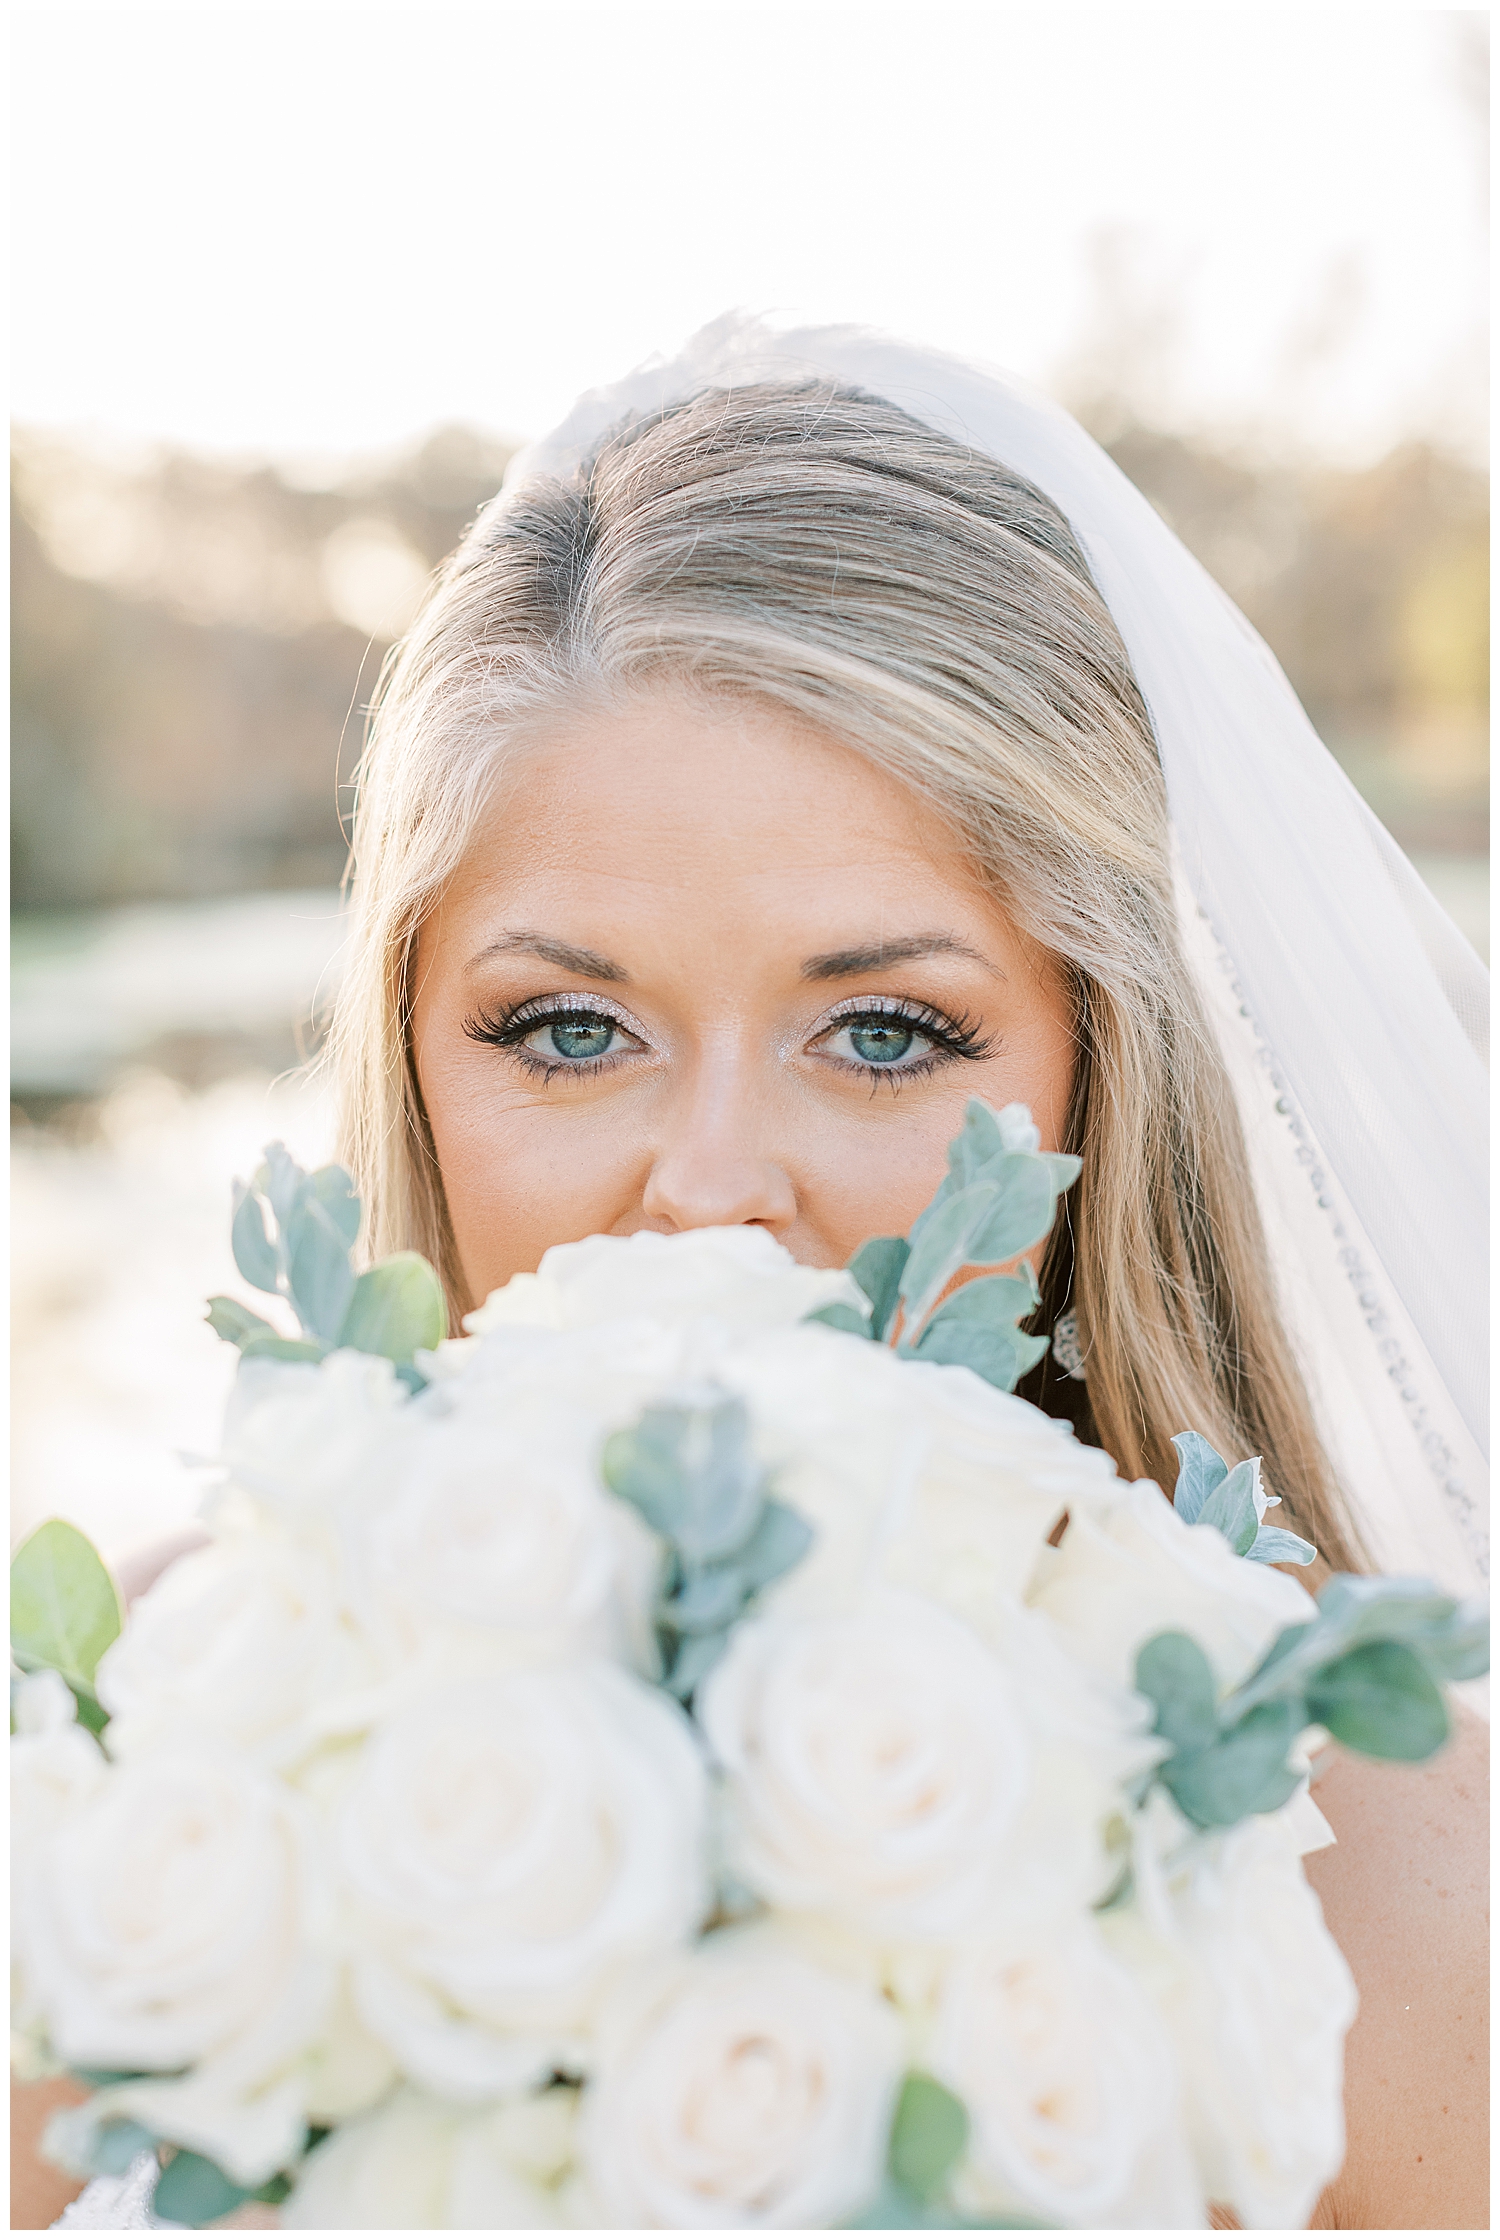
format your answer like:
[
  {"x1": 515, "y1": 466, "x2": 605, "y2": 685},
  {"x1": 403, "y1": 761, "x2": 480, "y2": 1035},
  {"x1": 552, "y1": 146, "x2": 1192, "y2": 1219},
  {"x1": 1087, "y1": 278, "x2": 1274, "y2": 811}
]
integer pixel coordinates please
[
  {"x1": 799, "y1": 932, "x2": 1001, "y2": 981},
  {"x1": 467, "y1": 931, "x2": 629, "y2": 981}
]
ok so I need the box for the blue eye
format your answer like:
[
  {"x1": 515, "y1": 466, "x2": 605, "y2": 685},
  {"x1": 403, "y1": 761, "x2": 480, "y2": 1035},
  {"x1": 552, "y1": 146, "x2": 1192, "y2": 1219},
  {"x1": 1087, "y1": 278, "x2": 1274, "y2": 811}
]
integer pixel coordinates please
[
  {"x1": 524, "y1": 1016, "x2": 616, "y2": 1061},
  {"x1": 824, "y1": 1016, "x2": 930, "y2": 1067},
  {"x1": 847, "y1": 1021, "x2": 916, "y2": 1065}
]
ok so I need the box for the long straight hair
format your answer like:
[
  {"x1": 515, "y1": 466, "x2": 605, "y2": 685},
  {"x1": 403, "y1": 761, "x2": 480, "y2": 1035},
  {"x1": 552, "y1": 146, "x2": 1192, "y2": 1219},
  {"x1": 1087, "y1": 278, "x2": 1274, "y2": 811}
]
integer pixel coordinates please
[{"x1": 323, "y1": 381, "x2": 1362, "y2": 1570}]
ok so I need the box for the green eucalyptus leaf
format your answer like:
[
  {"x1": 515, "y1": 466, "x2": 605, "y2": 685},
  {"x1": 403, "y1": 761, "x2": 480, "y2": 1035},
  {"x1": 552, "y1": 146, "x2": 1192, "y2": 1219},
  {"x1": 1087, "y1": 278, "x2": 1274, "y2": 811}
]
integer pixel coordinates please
[
  {"x1": 888, "y1": 2073, "x2": 969, "y2": 2200},
  {"x1": 668, "y1": 1565, "x2": 745, "y2": 1636},
  {"x1": 665, "y1": 1626, "x2": 730, "y2": 1701},
  {"x1": 338, "y1": 1252, "x2": 448, "y2": 1363},
  {"x1": 1251, "y1": 1619, "x2": 1314, "y2": 1682},
  {"x1": 1195, "y1": 1458, "x2": 1261, "y2": 1557},
  {"x1": 1415, "y1": 1600, "x2": 1490, "y2": 1683},
  {"x1": 1311, "y1": 1580, "x2": 1489, "y2": 1686},
  {"x1": 230, "y1": 1180, "x2": 281, "y2": 1295},
  {"x1": 848, "y1": 2183, "x2": 1049, "y2": 2230},
  {"x1": 306, "y1": 1162, "x2": 362, "y2": 1248},
  {"x1": 806, "y1": 1301, "x2": 875, "y2": 1337},
  {"x1": 239, "y1": 1333, "x2": 329, "y2": 1366},
  {"x1": 1248, "y1": 1524, "x2": 1318, "y2": 1567},
  {"x1": 1169, "y1": 1432, "x2": 1229, "y2": 1526},
  {"x1": 917, "y1": 1273, "x2": 1040, "y2": 1331},
  {"x1": 65, "y1": 1683, "x2": 110, "y2": 1738},
  {"x1": 910, "y1": 1317, "x2": 1046, "y2": 1395},
  {"x1": 848, "y1": 2178, "x2": 932, "y2": 2229},
  {"x1": 679, "y1": 1477, "x2": 763, "y2": 1570},
  {"x1": 1163, "y1": 1699, "x2": 1304, "y2": 1828},
  {"x1": 90, "y1": 2120, "x2": 161, "y2": 2177},
  {"x1": 890, "y1": 1105, "x2": 1074, "y2": 1336},
  {"x1": 675, "y1": 1404, "x2": 765, "y2": 1564},
  {"x1": 151, "y1": 2150, "x2": 252, "y2": 2227},
  {"x1": 940, "y1": 1100, "x2": 1078, "y2": 1200},
  {"x1": 1042, "y1": 1150, "x2": 1082, "y2": 1196},
  {"x1": 205, "y1": 1295, "x2": 278, "y2": 1349},
  {"x1": 963, "y1": 1161, "x2": 1057, "y2": 1272},
  {"x1": 1314, "y1": 1574, "x2": 1458, "y2": 1650},
  {"x1": 735, "y1": 1499, "x2": 815, "y2": 1594},
  {"x1": 11, "y1": 1520, "x2": 122, "y2": 1689},
  {"x1": 848, "y1": 1237, "x2": 911, "y2": 1339},
  {"x1": 900, "y1": 1183, "x2": 1002, "y2": 1322},
  {"x1": 255, "y1": 1141, "x2": 306, "y2": 1236},
  {"x1": 1306, "y1": 1640, "x2": 1450, "y2": 1761},
  {"x1": 946, "y1": 1097, "x2": 1010, "y2": 1186},
  {"x1": 285, "y1": 1196, "x2": 357, "y2": 1342},
  {"x1": 1231, "y1": 1576, "x2": 1488, "y2": 1717},
  {"x1": 604, "y1": 1400, "x2": 765, "y2": 1565},
  {"x1": 601, "y1": 1423, "x2": 693, "y2": 1539},
  {"x1": 1134, "y1": 1631, "x2": 1219, "y2": 1757},
  {"x1": 70, "y1": 2068, "x2": 154, "y2": 2089},
  {"x1": 899, "y1": 1101, "x2": 993, "y2": 1232}
]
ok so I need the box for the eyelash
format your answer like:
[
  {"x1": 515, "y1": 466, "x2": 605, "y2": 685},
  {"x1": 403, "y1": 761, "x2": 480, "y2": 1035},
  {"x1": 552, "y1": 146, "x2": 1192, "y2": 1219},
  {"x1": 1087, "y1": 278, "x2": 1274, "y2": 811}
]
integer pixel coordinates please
[
  {"x1": 818, "y1": 997, "x2": 995, "y2": 1089},
  {"x1": 460, "y1": 993, "x2": 996, "y2": 1087},
  {"x1": 462, "y1": 995, "x2": 640, "y2": 1086}
]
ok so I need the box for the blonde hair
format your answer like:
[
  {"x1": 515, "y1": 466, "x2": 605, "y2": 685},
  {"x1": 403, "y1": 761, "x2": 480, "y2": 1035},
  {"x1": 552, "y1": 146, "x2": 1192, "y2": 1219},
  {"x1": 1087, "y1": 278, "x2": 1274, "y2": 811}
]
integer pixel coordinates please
[{"x1": 326, "y1": 381, "x2": 1361, "y2": 1568}]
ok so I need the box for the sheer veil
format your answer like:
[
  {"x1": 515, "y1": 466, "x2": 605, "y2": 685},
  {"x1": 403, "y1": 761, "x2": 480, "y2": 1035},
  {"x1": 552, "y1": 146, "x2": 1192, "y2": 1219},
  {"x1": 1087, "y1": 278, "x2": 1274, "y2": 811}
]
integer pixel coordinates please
[{"x1": 492, "y1": 315, "x2": 1489, "y2": 1597}]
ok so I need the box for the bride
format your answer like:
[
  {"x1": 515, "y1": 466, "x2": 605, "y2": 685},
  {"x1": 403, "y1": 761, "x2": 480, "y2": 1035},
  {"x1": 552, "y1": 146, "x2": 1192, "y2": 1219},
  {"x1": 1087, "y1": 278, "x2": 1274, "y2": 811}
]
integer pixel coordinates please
[{"x1": 21, "y1": 320, "x2": 1485, "y2": 2230}]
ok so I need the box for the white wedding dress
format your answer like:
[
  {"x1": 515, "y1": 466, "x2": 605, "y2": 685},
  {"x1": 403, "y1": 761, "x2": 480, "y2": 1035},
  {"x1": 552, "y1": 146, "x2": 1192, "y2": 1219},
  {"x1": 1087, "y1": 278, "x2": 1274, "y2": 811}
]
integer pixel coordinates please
[{"x1": 53, "y1": 317, "x2": 1487, "y2": 2233}]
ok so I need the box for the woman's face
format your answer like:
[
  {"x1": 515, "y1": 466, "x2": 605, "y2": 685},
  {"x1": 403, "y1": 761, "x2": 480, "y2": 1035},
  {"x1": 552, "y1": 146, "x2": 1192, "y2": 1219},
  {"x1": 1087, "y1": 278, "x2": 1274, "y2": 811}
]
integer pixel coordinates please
[{"x1": 410, "y1": 691, "x2": 1078, "y2": 1306}]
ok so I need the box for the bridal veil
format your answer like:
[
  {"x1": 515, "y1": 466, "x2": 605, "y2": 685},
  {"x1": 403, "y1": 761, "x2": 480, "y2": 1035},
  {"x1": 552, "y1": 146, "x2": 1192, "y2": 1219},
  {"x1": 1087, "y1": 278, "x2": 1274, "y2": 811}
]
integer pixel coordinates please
[{"x1": 489, "y1": 316, "x2": 1489, "y2": 1599}]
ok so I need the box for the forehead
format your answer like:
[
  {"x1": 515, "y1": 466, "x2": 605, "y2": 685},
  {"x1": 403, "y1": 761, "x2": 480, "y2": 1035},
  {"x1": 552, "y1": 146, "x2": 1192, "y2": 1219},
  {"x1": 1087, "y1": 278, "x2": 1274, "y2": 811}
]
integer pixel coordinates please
[{"x1": 443, "y1": 690, "x2": 978, "y2": 921}]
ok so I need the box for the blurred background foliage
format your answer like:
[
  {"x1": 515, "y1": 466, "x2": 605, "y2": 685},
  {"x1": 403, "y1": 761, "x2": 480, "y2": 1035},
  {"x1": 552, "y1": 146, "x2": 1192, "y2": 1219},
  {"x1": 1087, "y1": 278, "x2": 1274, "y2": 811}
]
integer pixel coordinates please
[
  {"x1": 11, "y1": 424, "x2": 515, "y2": 908},
  {"x1": 12, "y1": 402, "x2": 1486, "y2": 920}
]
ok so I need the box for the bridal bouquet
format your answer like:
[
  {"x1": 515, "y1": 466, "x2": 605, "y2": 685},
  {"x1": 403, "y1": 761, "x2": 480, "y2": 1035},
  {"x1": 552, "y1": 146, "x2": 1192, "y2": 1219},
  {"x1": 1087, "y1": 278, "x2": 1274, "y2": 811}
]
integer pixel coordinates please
[{"x1": 12, "y1": 1103, "x2": 1487, "y2": 2231}]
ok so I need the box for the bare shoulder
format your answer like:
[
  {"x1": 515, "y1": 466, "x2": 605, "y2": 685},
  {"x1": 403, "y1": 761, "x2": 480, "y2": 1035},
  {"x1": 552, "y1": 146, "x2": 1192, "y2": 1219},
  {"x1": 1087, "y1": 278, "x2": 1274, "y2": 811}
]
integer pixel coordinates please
[{"x1": 1303, "y1": 1706, "x2": 1488, "y2": 2230}]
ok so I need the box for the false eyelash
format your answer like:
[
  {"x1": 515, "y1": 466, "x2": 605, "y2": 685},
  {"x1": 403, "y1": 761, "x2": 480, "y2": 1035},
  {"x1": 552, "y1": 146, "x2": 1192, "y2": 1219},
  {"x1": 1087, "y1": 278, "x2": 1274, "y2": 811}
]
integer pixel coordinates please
[
  {"x1": 822, "y1": 995, "x2": 995, "y2": 1060},
  {"x1": 818, "y1": 996, "x2": 997, "y2": 1089},
  {"x1": 462, "y1": 995, "x2": 638, "y2": 1085}
]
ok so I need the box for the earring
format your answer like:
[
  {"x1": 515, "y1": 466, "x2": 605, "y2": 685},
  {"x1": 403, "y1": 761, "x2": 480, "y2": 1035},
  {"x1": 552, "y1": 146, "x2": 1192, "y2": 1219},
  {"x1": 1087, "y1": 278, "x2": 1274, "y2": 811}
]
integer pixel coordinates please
[{"x1": 1051, "y1": 1307, "x2": 1088, "y2": 1381}]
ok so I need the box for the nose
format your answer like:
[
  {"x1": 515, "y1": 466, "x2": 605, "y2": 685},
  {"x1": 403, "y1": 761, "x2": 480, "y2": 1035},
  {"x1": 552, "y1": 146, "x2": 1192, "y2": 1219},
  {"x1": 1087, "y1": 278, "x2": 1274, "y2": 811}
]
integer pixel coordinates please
[{"x1": 641, "y1": 1104, "x2": 798, "y2": 1235}]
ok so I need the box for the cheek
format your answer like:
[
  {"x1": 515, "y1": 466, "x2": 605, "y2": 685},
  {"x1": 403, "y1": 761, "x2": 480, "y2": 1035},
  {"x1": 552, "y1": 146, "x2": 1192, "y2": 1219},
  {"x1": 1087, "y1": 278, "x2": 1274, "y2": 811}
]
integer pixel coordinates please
[
  {"x1": 792, "y1": 995, "x2": 1077, "y2": 1263},
  {"x1": 413, "y1": 1034, "x2": 643, "y2": 1304}
]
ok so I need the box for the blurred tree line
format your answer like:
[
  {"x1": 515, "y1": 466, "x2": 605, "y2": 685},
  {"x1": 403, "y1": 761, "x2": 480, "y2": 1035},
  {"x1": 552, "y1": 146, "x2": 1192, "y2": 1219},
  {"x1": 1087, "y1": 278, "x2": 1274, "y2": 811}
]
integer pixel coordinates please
[
  {"x1": 11, "y1": 411, "x2": 1487, "y2": 912},
  {"x1": 11, "y1": 427, "x2": 514, "y2": 908}
]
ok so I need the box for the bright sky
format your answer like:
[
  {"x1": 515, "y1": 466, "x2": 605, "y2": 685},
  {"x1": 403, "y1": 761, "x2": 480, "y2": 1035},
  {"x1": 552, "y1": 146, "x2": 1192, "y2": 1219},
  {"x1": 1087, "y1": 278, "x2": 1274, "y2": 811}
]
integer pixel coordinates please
[{"x1": 11, "y1": 5, "x2": 1487, "y2": 467}]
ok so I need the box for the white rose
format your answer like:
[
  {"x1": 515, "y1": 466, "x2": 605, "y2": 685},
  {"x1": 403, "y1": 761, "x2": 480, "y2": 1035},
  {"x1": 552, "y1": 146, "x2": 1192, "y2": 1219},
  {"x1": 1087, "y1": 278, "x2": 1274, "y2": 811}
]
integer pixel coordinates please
[
  {"x1": 702, "y1": 1590, "x2": 1094, "y2": 1941},
  {"x1": 466, "y1": 1224, "x2": 863, "y2": 1336},
  {"x1": 94, "y1": 1538, "x2": 380, "y2": 1770},
  {"x1": 877, "y1": 1364, "x2": 1120, "y2": 1635},
  {"x1": 19, "y1": 1748, "x2": 330, "y2": 2182},
  {"x1": 575, "y1": 1930, "x2": 903, "y2": 2228},
  {"x1": 283, "y1": 2084, "x2": 574, "y2": 2229},
  {"x1": 10, "y1": 1683, "x2": 105, "y2": 1851},
  {"x1": 1103, "y1": 1797, "x2": 1357, "y2": 2232},
  {"x1": 712, "y1": 1327, "x2": 1115, "y2": 1628},
  {"x1": 215, "y1": 1348, "x2": 408, "y2": 1537},
  {"x1": 926, "y1": 1924, "x2": 1203, "y2": 2229},
  {"x1": 11, "y1": 1666, "x2": 85, "y2": 1739},
  {"x1": 358, "y1": 1409, "x2": 659, "y2": 1679},
  {"x1": 11, "y1": 1692, "x2": 108, "y2": 2072},
  {"x1": 340, "y1": 1666, "x2": 708, "y2": 2097},
  {"x1": 302, "y1": 1970, "x2": 399, "y2": 2126},
  {"x1": 1029, "y1": 1476, "x2": 1317, "y2": 1692}
]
